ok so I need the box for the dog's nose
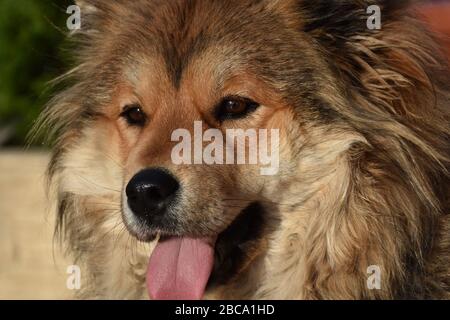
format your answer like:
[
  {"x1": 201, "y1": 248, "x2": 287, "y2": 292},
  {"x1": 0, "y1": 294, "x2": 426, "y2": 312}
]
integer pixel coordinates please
[{"x1": 126, "y1": 169, "x2": 180, "y2": 217}]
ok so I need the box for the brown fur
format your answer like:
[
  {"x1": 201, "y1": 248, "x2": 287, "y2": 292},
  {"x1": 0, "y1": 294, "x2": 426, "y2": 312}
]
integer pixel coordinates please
[{"x1": 34, "y1": 0, "x2": 450, "y2": 299}]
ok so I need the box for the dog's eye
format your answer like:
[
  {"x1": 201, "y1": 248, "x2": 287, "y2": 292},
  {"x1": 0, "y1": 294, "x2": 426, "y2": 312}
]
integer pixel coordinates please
[
  {"x1": 120, "y1": 105, "x2": 147, "y2": 126},
  {"x1": 214, "y1": 96, "x2": 260, "y2": 122}
]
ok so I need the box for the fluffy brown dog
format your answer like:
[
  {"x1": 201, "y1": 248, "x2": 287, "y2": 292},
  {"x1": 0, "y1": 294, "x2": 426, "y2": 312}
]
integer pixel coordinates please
[{"x1": 36, "y1": 0, "x2": 450, "y2": 299}]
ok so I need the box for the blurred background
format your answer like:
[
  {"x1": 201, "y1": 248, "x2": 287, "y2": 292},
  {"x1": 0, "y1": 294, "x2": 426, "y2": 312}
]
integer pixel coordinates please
[
  {"x1": 0, "y1": 0, "x2": 449, "y2": 300},
  {"x1": 0, "y1": 0, "x2": 72, "y2": 299}
]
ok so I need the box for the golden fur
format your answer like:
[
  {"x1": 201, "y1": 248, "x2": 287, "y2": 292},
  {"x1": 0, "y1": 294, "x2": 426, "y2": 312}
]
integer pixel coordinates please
[{"x1": 35, "y1": 0, "x2": 450, "y2": 299}]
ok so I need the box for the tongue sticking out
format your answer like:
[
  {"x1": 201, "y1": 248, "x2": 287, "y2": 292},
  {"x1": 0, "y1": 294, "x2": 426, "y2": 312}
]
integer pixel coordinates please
[{"x1": 147, "y1": 237, "x2": 215, "y2": 300}]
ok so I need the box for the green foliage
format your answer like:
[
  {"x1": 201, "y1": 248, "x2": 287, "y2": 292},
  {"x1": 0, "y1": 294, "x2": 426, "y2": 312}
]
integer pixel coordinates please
[{"x1": 0, "y1": 0, "x2": 72, "y2": 146}]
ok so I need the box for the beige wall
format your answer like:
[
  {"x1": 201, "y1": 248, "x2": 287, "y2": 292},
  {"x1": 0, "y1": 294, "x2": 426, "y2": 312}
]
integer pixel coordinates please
[{"x1": 0, "y1": 151, "x2": 70, "y2": 299}]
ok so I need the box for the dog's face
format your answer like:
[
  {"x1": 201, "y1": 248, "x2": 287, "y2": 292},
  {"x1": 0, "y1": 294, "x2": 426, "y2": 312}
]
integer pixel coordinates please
[
  {"x1": 79, "y1": 3, "x2": 354, "y2": 226},
  {"x1": 48, "y1": 0, "x2": 447, "y2": 299},
  {"x1": 112, "y1": 3, "x2": 316, "y2": 234},
  {"x1": 118, "y1": 49, "x2": 292, "y2": 241},
  {"x1": 109, "y1": 1, "x2": 330, "y2": 295},
  {"x1": 57, "y1": 0, "x2": 356, "y2": 297},
  {"x1": 55, "y1": 0, "x2": 364, "y2": 298}
]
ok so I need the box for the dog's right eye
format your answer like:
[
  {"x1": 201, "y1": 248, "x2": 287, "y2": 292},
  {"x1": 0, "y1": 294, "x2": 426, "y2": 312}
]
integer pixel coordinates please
[
  {"x1": 214, "y1": 96, "x2": 260, "y2": 122},
  {"x1": 120, "y1": 105, "x2": 147, "y2": 126}
]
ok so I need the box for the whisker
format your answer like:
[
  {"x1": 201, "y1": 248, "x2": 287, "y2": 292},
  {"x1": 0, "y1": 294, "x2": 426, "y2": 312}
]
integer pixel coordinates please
[
  {"x1": 92, "y1": 214, "x2": 123, "y2": 247},
  {"x1": 112, "y1": 223, "x2": 127, "y2": 252},
  {"x1": 88, "y1": 208, "x2": 122, "y2": 214},
  {"x1": 99, "y1": 152, "x2": 125, "y2": 170},
  {"x1": 85, "y1": 202, "x2": 122, "y2": 209},
  {"x1": 73, "y1": 173, "x2": 122, "y2": 193}
]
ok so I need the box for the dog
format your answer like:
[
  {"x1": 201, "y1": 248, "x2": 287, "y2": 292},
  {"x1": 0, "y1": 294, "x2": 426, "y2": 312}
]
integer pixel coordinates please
[{"x1": 35, "y1": 0, "x2": 450, "y2": 299}]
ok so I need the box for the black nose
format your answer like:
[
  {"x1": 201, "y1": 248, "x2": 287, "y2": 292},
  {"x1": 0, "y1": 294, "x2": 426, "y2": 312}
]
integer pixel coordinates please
[{"x1": 126, "y1": 169, "x2": 180, "y2": 218}]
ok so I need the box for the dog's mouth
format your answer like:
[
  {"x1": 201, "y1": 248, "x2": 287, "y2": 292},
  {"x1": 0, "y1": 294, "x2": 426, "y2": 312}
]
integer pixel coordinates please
[{"x1": 145, "y1": 202, "x2": 267, "y2": 300}]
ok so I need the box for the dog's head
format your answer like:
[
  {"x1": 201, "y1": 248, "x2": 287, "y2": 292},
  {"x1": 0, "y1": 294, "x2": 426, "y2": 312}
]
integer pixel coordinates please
[{"x1": 38, "y1": 0, "x2": 450, "y2": 299}]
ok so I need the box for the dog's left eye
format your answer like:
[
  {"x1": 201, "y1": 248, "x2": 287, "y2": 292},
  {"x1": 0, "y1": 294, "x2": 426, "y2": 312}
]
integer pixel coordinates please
[
  {"x1": 214, "y1": 96, "x2": 260, "y2": 122},
  {"x1": 120, "y1": 105, "x2": 147, "y2": 126}
]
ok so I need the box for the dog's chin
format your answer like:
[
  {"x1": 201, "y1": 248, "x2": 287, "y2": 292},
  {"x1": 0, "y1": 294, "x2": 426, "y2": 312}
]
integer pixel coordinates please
[{"x1": 123, "y1": 202, "x2": 267, "y2": 288}]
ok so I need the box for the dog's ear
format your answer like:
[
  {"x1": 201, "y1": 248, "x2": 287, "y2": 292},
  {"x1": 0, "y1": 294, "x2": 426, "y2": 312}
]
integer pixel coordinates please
[
  {"x1": 297, "y1": 0, "x2": 441, "y2": 110},
  {"x1": 300, "y1": 0, "x2": 410, "y2": 50},
  {"x1": 299, "y1": 0, "x2": 450, "y2": 162}
]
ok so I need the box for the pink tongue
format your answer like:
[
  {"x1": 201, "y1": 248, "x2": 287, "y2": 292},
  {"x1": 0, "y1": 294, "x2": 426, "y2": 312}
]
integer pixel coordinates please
[{"x1": 147, "y1": 237, "x2": 214, "y2": 300}]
